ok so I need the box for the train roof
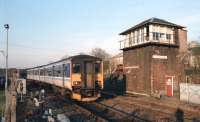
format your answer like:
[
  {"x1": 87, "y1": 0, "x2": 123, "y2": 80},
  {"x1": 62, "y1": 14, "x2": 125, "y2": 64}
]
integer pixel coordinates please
[{"x1": 27, "y1": 54, "x2": 101, "y2": 70}]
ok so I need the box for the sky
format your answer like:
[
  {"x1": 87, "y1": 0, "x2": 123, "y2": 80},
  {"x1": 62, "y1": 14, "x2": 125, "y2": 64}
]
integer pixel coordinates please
[{"x1": 0, "y1": 0, "x2": 200, "y2": 68}]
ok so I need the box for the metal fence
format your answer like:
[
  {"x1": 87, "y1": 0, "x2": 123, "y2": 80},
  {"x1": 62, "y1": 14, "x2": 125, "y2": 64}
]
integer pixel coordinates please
[{"x1": 180, "y1": 83, "x2": 200, "y2": 104}]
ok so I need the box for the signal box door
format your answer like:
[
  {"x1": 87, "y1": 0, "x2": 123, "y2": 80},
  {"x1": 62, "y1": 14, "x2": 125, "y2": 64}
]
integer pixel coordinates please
[
  {"x1": 84, "y1": 62, "x2": 94, "y2": 88},
  {"x1": 166, "y1": 76, "x2": 174, "y2": 97}
]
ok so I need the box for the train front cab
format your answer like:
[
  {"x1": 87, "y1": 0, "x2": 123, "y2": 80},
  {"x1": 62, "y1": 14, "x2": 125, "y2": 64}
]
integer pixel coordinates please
[{"x1": 70, "y1": 57, "x2": 103, "y2": 101}]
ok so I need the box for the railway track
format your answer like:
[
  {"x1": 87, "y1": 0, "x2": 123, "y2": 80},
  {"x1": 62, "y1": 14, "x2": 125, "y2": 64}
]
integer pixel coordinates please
[
  {"x1": 25, "y1": 82, "x2": 199, "y2": 122},
  {"x1": 58, "y1": 95, "x2": 109, "y2": 122},
  {"x1": 23, "y1": 82, "x2": 108, "y2": 122},
  {"x1": 59, "y1": 93, "x2": 151, "y2": 122},
  {"x1": 76, "y1": 101, "x2": 151, "y2": 122},
  {"x1": 100, "y1": 91, "x2": 200, "y2": 122},
  {"x1": 27, "y1": 82, "x2": 138, "y2": 122}
]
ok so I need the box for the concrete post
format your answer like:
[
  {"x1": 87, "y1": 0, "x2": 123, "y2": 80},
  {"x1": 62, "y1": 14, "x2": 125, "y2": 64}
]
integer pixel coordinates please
[{"x1": 5, "y1": 69, "x2": 18, "y2": 122}]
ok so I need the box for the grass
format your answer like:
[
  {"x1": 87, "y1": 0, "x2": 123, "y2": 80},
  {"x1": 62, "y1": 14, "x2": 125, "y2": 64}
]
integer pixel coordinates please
[{"x1": 0, "y1": 90, "x2": 5, "y2": 115}]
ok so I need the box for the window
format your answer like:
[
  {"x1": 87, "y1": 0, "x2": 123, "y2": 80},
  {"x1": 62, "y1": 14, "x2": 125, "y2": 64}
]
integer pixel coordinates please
[
  {"x1": 153, "y1": 32, "x2": 159, "y2": 40},
  {"x1": 156, "y1": 32, "x2": 159, "y2": 40},
  {"x1": 128, "y1": 33, "x2": 132, "y2": 46},
  {"x1": 141, "y1": 29, "x2": 144, "y2": 43},
  {"x1": 37, "y1": 70, "x2": 39, "y2": 75},
  {"x1": 40, "y1": 69, "x2": 44, "y2": 76},
  {"x1": 44, "y1": 68, "x2": 48, "y2": 76},
  {"x1": 166, "y1": 34, "x2": 171, "y2": 40},
  {"x1": 153, "y1": 32, "x2": 156, "y2": 40},
  {"x1": 47, "y1": 67, "x2": 53, "y2": 76},
  {"x1": 132, "y1": 32, "x2": 135, "y2": 44},
  {"x1": 42, "y1": 68, "x2": 47, "y2": 76},
  {"x1": 146, "y1": 26, "x2": 149, "y2": 37},
  {"x1": 54, "y1": 65, "x2": 63, "y2": 77},
  {"x1": 160, "y1": 33, "x2": 165, "y2": 38},
  {"x1": 34, "y1": 70, "x2": 39, "y2": 75},
  {"x1": 137, "y1": 30, "x2": 139, "y2": 43},
  {"x1": 73, "y1": 63, "x2": 80, "y2": 73},
  {"x1": 95, "y1": 63, "x2": 101, "y2": 73},
  {"x1": 66, "y1": 63, "x2": 70, "y2": 77},
  {"x1": 129, "y1": 38, "x2": 132, "y2": 46}
]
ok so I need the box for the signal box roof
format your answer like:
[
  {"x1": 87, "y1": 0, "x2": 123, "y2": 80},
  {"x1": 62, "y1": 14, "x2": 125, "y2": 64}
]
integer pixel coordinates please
[{"x1": 119, "y1": 17, "x2": 185, "y2": 35}]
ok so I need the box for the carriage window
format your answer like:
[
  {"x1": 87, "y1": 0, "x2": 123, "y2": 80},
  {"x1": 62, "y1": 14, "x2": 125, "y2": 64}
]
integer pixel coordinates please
[
  {"x1": 40, "y1": 69, "x2": 44, "y2": 76},
  {"x1": 95, "y1": 63, "x2": 101, "y2": 73},
  {"x1": 54, "y1": 65, "x2": 63, "y2": 77},
  {"x1": 34, "y1": 70, "x2": 38, "y2": 75},
  {"x1": 73, "y1": 63, "x2": 80, "y2": 73},
  {"x1": 47, "y1": 67, "x2": 53, "y2": 76},
  {"x1": 43, "y1": 68, "x2": 47, "y2": 76}
]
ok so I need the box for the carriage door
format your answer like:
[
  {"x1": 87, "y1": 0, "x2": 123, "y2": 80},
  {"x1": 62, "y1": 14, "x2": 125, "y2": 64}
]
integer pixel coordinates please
[{"x1": 84, "y1": 62, "x2": 94, "y2": 88}]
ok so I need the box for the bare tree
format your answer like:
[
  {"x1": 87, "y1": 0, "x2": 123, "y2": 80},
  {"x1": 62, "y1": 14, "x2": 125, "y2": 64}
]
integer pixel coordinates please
[
  {"x1": 191, "y1": 47, "x2": 200, "y2": 69},
  {"x1": 90, "y1": 48, "x2": 111, "y2": 77},
  {"x1": 90, "y1": 48, "x2": 111, "y2": 60},
  {"x1": 179, "y1": 41, "x2": 200, "y2": 84}
]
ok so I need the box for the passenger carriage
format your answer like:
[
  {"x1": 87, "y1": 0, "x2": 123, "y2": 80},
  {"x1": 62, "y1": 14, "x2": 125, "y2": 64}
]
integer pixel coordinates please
[{"x1": 27, "y1": 55, "x2": 103, "y2": 101}]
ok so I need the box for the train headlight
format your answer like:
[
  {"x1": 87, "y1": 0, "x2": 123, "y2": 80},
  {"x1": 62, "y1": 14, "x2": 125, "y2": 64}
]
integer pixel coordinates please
[{"x1": 73, "y1": 81, "x2": 81, "y2": 86}]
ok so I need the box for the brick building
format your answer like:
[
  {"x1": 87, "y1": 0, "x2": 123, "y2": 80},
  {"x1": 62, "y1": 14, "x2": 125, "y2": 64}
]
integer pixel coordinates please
[{"x1": 119, "y1": 18, "x2": 187, "y2": 97}]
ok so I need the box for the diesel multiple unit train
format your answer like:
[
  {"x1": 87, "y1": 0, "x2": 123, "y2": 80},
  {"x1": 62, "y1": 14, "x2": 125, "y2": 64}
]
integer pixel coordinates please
[{"x1": 27, "y1": 55, "x2": 103, "y2": 101}]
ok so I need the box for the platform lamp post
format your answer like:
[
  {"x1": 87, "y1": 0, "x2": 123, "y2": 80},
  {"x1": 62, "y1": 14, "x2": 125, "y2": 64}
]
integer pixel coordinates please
[
  {"x1": 4, "y1": 24, "x2": 9, "y2": 91},
  {"x1": 2, "y1": 24, "x2": 9, "y2": 122}
]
